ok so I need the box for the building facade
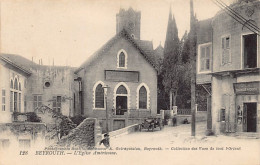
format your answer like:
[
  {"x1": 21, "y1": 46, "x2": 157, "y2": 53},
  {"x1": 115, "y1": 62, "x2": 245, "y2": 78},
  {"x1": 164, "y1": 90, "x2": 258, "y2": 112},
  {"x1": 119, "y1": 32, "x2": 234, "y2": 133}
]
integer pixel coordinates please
[
  {"x1": 75, "y1": 8, "x2": 159, "y2": 132},
  {"x1": 0, "y1": 54, "x2": 76, "y2": 148},
  {"x1": 0, "y1": 7, "x2": 161, "y2": 146},
  {"x1": 197, "y1": 0, "x2": 260, "y2": 135}
]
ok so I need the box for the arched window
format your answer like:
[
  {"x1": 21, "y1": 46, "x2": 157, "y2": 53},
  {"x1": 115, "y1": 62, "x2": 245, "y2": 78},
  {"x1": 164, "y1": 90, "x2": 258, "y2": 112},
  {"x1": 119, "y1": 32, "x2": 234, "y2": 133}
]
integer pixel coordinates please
[
  {"x1": 116, "y1": 85, "x2": 127, "y2": 94},
  {"x1": 19, "y1": 83, "x2": 21, "y2": 91},
  {"x1": 95, "y1": 84, "x2": 104, "y2": 108},
  {"x1": 139, "y1": 86, "x2": 147, "y2": 109},
  {"x1": 119, "y1": 52, "x2": 125, "y2": 67},
  {"x1": 114, "y1": 83, "x2": 129, "y2": 115},
  {"x1": 10, "y1": 80, "x2": 13, "y2": 89},
  {"x1": 14, "y1": 78, "x2": 18, "y2": 90},
  {"x1": 117, "y1": 49, "x2": 127, "y2": 68}
]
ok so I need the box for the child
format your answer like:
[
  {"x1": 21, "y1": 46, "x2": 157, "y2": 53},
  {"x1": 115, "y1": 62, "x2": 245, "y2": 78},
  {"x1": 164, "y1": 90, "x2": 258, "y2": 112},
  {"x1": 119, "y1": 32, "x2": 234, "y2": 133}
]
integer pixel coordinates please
[{"x1": 99, "y1": 133, "x2": 110, "y2": 148}]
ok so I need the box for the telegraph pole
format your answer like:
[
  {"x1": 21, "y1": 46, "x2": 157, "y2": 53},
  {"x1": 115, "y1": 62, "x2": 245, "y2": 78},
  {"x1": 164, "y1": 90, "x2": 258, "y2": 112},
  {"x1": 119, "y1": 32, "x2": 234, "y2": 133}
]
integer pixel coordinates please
[
  {"x1": 103, "y1": 85, "x2": 110, "y2": 133},
  {"x1": 189, "y1": 0, "x2": 197, "y2": 136}
]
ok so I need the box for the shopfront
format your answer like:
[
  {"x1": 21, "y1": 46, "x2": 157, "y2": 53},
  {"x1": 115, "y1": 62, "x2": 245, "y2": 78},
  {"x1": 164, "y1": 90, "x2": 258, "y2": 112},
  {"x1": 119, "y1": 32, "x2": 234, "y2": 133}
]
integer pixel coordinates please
[{"x1": 234, "y1": 81, "x2": 260, "y2": 133}]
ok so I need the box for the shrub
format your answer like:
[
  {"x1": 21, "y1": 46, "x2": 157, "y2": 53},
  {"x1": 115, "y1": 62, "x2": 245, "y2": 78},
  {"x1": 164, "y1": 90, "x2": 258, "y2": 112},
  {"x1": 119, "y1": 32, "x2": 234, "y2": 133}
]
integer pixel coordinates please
[
  {"x1": 26, "y1": 112, "x2": 41, "y2": 122},
  {"x1": 70, "y1": 115, "x2": 86, "y2": 126}
]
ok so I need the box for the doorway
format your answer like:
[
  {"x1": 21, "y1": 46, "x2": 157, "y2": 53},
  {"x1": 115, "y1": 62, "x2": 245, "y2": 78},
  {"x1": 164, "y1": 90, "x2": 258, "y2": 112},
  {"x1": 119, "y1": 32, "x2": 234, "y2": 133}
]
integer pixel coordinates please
[
  {"x1": 243, "y1": 103, "x2": 257, "y2": 132},
  {"x1": 116, "y1": 96, "x2": 127, "y2": 115},
  {"x1": 115, "y1": 84, "x2": 128, "y2": 115}
]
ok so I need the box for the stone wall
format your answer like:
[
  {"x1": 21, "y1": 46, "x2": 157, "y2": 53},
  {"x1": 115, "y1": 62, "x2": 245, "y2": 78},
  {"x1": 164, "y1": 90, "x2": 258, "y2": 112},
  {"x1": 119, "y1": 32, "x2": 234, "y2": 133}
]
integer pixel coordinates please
[
  {"x1": 57, "y1": 118, "x2": 101, "y2": 148},
  {"x1": 26, "y1": 66, "x2": 75, "y2": 116}
]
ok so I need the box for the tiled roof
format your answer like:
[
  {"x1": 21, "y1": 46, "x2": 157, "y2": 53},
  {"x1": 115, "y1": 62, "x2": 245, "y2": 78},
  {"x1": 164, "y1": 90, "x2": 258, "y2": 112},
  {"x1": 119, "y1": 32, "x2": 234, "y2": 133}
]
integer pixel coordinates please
[
  {"x1": 75, "y1": 29, "x2": 158, "y2": 73},
  {"x1": 0, "y1": 53, "x2": 76, "y2": 74},
  {"x1": 0, "y1": 53, "x2": 34, "y2": 75},
  {"x1": 154, "y1": 44, "x2": 164, "y2": 60}
]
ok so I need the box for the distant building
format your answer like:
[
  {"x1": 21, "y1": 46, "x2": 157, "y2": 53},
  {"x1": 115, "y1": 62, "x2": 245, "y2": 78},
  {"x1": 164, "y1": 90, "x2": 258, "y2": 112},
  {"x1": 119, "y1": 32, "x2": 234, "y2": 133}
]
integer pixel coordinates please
[
  {"x1": 197, "y1": 0, "x2": 260, "y2": 135},
  {"x1": 0, "y1": 53, "x2": 76, "y2": 148},
  {"x1": 75, "y1": 8, "x2": 162, "y2": 132}
]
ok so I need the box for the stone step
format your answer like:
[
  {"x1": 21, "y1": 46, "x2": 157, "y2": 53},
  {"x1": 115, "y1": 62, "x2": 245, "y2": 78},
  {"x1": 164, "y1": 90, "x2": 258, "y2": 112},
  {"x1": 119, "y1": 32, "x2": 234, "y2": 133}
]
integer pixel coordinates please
[{"x1": 235, "y1": 132, "x2": 260, "y2": 139}]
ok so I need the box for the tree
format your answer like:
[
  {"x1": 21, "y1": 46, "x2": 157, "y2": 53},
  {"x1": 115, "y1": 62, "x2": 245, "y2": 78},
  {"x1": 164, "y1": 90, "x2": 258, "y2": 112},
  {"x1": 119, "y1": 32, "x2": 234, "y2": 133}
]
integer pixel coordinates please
[{"x1": 162, "y1": 7, "x2": 182, "y2": 110}]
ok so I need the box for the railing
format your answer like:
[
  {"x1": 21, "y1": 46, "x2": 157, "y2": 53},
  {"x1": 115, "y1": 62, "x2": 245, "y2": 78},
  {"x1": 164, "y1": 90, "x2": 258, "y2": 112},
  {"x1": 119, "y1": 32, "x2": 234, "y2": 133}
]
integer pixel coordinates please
[
  {"x1": 112, "y1": 109, "x2": 151, "y2": 118},
  {"x1": 177, "y1": 109, "x2": 191, "y2": 115}
]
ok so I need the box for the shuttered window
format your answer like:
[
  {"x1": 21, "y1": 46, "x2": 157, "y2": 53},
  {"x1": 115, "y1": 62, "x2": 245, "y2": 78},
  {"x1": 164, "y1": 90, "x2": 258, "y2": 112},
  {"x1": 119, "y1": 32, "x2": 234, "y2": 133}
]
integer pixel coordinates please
[
  {"x1": 53, "y1": 96, "x2": 61, "y2": 112},
  {"x1": 200, "y1": 44, "x2": 211, "y2": 72},
  {"x1": 33, "y1": 95, "x2": 42, "y2": 110},
  {"x1": 2, "y1": 90, "x2": 5, "y2": 111},
  {"x1": 10, "y1": 91, "x2": 13, "y2": 112},
  {"x1": 222, "y1": 36, "x2": 231, "y2": 65}
]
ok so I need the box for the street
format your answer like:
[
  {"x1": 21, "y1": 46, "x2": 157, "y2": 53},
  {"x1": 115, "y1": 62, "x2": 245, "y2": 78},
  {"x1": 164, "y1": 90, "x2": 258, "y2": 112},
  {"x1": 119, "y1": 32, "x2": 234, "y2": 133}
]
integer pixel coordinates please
[{"x1": 109, "y1": 122, "x2": 260, "y2": 165}]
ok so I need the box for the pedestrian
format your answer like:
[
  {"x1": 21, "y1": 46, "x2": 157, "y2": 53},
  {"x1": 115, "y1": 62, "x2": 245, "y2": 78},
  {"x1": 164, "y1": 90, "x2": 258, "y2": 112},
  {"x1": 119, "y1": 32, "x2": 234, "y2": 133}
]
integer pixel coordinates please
[{"x1": 99, "y1": 133, "x2": 110, "y2": 148}]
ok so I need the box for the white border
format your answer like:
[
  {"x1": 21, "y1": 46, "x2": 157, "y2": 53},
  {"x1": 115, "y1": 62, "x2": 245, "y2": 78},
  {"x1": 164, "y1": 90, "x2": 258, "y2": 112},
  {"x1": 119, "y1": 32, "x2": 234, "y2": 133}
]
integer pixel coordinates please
[
  {"x1": 113, "y1": 82, "x2": 130, "y2": 109},
  {"x1": 117, "y1": 49, "x2": 128, "y2": 69},
  {"x1": 197, "y1": 42, "x2": 212, "y2": 74},
  {"x1": 136, "y1": 83, "x2": 150, "y2": 109},
  {"x1": 93, "y1": 81, "x2": 105, "y2": 110}
]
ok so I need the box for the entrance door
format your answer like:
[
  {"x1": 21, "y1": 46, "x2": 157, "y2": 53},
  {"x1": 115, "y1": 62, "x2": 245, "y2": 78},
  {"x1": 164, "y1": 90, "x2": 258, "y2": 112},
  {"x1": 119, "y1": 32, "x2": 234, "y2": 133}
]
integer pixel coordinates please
[
  {"x1": 116, "y1": 96, "x2": 127, "y2": 115},
  {"x1": 243, "y1": 103, "x2": 257, "y2": 132}
]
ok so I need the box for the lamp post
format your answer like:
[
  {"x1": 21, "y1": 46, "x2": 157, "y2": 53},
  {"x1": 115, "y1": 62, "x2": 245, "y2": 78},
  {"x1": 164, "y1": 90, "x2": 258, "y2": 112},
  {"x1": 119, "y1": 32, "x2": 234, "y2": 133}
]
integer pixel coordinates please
[{"x1": 102, "y1": 85, "x2": 109, "y2": 133}]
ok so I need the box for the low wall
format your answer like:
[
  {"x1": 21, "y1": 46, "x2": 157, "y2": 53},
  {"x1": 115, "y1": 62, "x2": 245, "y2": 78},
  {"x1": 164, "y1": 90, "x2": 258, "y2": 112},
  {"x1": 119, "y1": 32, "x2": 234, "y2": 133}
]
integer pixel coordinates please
[
  {"x1": 176, "y1": 111, "x2": 207, "y2": 125},
  {"x1": 106, "y1": 124, "x2": 140, "y2": 139}
]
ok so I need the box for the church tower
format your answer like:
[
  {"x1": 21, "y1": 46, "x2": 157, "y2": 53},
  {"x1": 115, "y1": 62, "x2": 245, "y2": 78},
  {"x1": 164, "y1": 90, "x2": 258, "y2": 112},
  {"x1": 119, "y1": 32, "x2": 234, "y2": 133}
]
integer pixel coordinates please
[{"x1": 116, "y1": 7, "x2": 141, "y2": 39}]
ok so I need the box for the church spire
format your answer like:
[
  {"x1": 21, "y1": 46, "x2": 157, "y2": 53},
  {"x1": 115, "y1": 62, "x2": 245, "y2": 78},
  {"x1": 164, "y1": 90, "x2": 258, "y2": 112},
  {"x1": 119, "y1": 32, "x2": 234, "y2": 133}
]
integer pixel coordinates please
[
  {"x1": 163, "y1": 6, "x2": 179, "y2": 59},
  {"x1": 169, "y1": 4, "x2": 172, "y2": 20},
  {"x1": 190, "y1": 0, "x2": 195, "y2": 30}
]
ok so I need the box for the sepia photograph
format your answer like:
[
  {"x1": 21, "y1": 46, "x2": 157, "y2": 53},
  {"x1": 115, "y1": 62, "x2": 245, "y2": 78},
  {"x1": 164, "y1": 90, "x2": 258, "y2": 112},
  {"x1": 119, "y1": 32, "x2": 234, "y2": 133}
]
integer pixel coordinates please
[{"x1": 0, "y1": 0, "x2": 259, "y2": 164}]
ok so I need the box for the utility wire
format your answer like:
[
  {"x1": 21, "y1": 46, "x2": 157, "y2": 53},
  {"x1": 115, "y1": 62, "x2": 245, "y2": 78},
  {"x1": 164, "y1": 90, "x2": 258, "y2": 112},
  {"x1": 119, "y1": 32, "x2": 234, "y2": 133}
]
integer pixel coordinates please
[
  {"x1": 212, "y1": 0, "x2": 260, "y2": 35},
  {"x1": 213, "y1": 0, "x2": 259, "y2": 33},
  {"x1": 217, "y1": 0, "x2": 260, "y2": 31}
]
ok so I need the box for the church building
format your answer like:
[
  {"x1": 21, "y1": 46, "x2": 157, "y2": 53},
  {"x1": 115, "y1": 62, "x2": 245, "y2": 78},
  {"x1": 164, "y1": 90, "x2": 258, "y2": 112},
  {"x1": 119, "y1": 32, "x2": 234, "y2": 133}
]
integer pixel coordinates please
[{"x1": 74, "y1": 8, "x2": 161, "y2": 132}]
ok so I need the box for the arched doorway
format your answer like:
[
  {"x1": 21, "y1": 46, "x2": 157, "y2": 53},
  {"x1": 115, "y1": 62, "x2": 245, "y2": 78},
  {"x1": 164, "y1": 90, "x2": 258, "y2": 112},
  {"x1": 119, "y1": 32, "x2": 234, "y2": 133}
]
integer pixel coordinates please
[{"x1": 115, "y1": 85, "x2": 128, "y2": 115}]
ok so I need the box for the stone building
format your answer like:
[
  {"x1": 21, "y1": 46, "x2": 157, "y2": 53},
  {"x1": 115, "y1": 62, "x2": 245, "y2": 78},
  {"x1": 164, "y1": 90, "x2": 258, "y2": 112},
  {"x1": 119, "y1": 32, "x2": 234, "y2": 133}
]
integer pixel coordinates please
[
  {"x1": 0, "y1": 7, "x2": 162, "y2": 146},
  {"x1": 0, "y1": 53, "x2": 76, "y2": 148},
  {"x1": 197, "y1": 0, "x2": 260, "y2": 135},
  {"x1": 74, "y1": 8, "x2": 161, "y2": 132}
]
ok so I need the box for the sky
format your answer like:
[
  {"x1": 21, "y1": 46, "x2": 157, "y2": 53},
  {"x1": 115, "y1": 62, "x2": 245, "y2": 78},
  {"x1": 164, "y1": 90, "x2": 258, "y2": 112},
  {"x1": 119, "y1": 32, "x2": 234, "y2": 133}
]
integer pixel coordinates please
[{"x1": 0, "y1": 0, "x2": 233, "y2": 67}]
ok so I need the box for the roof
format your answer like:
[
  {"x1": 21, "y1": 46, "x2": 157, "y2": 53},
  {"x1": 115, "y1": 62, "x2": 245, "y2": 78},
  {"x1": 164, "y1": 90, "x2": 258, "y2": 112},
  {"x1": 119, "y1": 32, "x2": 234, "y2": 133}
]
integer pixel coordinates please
[
  {"x1": 1, "y1": 53, "x2": 76, "y2": 75},
  {"x1": 197, "y1": 18, "x2": 213, "y2": 45},
  {"x1": 154, "y1": 44, "x2": 164, "y2": 60},
  {"x1": 0, "y1": 53, "x2": 34, "y2": 75},
  {"x1": 75, "y1": 29, "x2": 158, "y2": 74}
]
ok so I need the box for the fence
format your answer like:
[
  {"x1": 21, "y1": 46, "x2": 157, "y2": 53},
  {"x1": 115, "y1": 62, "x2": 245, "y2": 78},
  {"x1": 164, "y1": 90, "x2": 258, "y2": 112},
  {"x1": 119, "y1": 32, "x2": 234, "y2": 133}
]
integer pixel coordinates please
[
  {"x1": 177, "y1": 109, "x2": 191, "y2": 115},
  {"x1": 112, "y1": 109, "x2": 152, "y2": 118}
]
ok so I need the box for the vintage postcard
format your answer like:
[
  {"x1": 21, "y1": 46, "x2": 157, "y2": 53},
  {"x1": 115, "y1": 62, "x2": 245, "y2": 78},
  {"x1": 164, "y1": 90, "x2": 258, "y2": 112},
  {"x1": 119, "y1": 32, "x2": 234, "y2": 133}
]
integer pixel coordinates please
[{"x1": 0, "y1": 0, "x2": 259, "y2": 164}]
